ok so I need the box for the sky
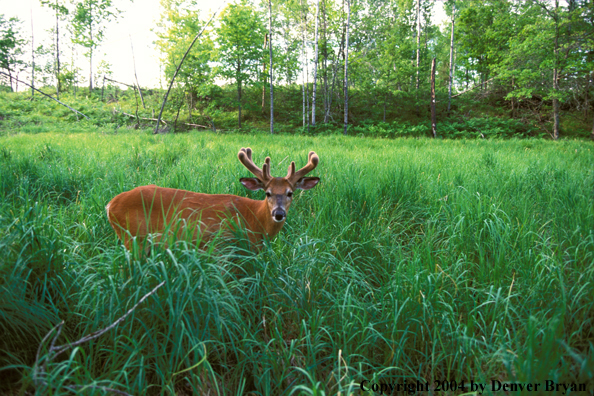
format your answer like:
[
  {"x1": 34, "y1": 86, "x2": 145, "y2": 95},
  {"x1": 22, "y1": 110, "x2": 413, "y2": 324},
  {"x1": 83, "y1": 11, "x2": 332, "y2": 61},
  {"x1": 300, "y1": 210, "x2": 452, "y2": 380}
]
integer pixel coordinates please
[{"x1": 3, "y1": 0, "x2": 446, "y2": 90}]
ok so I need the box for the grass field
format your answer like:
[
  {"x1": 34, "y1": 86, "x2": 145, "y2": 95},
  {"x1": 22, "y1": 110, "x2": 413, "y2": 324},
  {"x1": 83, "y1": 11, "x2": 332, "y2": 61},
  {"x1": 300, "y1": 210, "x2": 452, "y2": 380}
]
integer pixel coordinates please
[{"x1": 0, "y1": 129, "x2": 593, "y2": 395}]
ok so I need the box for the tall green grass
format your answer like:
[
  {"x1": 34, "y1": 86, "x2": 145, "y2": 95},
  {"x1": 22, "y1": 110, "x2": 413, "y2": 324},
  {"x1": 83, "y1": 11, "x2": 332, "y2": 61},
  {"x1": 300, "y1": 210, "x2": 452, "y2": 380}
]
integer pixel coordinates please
[{"x1": 1, "y1": 130, "x2": 593, "y2": 394}]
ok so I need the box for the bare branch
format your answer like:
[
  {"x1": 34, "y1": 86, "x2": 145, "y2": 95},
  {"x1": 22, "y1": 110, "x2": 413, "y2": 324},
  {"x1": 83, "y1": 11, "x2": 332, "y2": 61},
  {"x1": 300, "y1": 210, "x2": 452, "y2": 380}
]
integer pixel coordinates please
[
  {"x1": 51, "y1": 281, "x2": 165, "y2": 359},
  {"x1": 32, "y1": 281, "x2": 165, "y2": 395},
  {"x1": 155, "y1": 5, "x2": 226, "y2": 134},
  {"x1": 33, "y1": 320, "x2": 64, "y2": 386},
  {"x1": 103, "y1": 76, "x2": 138, "y2": 89},
  {"x1": 450, "y1": 77, "x2": 495, "y2": 99},
  {"x1": 0, "y1": 72, "x2": 89, "y2": 120},
  {"x1": 119, "y1": 111, "x2": 167, "y2": 125}
]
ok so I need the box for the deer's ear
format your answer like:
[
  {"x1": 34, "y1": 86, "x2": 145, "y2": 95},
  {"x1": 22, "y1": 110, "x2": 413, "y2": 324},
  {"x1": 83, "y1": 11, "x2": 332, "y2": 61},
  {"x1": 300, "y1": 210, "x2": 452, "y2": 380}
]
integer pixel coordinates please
[
  {"x1": 295, "y1": 177, "x2": 320, "y2": 190},
  {"x1": 240, "y1": 177, "x2": 265, "y2": 191}
]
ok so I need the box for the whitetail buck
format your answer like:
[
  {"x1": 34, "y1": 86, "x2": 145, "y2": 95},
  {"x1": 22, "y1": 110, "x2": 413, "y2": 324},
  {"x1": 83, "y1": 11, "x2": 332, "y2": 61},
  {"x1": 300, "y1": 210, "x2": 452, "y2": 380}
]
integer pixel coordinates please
[{"x1": 106, "y1": 148, "x2": 319, "y2": 252}]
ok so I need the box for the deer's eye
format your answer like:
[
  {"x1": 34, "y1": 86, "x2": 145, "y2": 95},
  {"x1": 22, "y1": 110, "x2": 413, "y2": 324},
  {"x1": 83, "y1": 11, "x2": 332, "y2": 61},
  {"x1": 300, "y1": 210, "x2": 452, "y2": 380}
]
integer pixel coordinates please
[
  {"x1": 266, "y1": 192, "x2": 272, "y2": 198},
  {"x1": 287, "y1": 192, "x2": 293, "y2": 198}
]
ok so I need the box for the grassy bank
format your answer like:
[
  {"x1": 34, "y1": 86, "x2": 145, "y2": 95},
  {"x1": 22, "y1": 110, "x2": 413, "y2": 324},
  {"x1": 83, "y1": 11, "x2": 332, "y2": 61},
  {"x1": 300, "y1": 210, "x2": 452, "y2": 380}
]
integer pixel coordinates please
[{"x1": 1, "y1": 129, "x2": 593, "y2": 394}]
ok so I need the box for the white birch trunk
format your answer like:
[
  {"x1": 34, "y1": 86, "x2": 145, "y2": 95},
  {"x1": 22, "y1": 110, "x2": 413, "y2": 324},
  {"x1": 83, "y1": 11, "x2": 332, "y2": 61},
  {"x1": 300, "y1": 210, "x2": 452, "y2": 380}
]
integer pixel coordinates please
[
  {"x1": 448, "y1": 1, "x2": 456, "y2": 113},
  {"x1": 269, "y1": 0, "x2": 274, "y2": 134},
  {"x1": 343, "y1": 0, "x2": 350, "y2": 135},
  {"x1": 312, "y1": 0, "x2": 320, "y2": 125}
]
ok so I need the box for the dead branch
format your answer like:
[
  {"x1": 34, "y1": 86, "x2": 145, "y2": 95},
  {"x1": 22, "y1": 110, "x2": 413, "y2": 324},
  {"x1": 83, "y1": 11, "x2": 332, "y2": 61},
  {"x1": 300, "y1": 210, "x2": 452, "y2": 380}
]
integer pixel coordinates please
[
  {"x1": 205, "y1": 115, "x2": 216, "y2": 132},
  {"x1": 0, "y1": 71, "x2": 89, "y2": 120},
  {"x1": 185, "y1": 123, "x2": 208, "y2": 129},
  {"x1": 52, "y1": 281, "x2": 165, "y2": 357},
  {"x1": 120, "y1": 111, "x2": 167, "y2": 125},
  {"x1": 32, "y1": 281, "x2": 165, "y2": 395},
  {"x1": 103, "y1": 76, "x2": 140, "y2": 90},
  {"x1": 450, "y1": 77, "x2": 495, "y2": 99},
  {"x1": 155, "y1": 5, "x2": 225, "y2": 134},
  {"x1": 119, "y1": 111, "x2": 207, "y2": 129},
  {"x1": 129, "y1": 35, "x2": 146, "y2": 109}
]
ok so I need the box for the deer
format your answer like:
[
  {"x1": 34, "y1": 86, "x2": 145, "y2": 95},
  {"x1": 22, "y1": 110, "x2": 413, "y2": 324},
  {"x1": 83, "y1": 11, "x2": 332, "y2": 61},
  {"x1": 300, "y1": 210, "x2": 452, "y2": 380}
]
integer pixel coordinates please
[{"x1": 106, "y1": 148, "x2": 320, "y2": 253}]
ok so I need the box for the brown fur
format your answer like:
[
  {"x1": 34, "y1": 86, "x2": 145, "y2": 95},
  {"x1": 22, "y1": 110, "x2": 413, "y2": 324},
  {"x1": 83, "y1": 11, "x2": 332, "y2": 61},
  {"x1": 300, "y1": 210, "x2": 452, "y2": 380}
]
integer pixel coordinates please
[
  {"x1": 106, "y1": 148, "x2": 320, "y2": 252},
  {"x1": 106, "y1": 185, "x2": 286, "y2": 250}
]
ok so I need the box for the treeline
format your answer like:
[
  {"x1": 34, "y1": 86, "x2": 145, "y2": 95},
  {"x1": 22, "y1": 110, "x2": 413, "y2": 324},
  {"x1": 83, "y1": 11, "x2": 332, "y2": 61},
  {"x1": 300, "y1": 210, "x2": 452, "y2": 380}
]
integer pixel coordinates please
[{"x1": 1, "y1": 0, "x2": 593, "y2": 139}]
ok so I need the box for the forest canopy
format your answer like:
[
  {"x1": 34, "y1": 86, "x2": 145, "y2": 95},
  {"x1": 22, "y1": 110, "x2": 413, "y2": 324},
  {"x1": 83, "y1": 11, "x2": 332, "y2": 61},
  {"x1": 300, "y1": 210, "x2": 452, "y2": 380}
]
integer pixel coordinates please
[{"x1": 1, "y1": 0, "x2": 593, "y2": 139}]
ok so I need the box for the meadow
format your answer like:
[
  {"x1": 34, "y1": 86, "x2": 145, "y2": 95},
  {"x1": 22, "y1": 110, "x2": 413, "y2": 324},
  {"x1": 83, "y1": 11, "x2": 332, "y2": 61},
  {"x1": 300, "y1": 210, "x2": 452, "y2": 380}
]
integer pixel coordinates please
[{"x1": 0, "y1": 128, "x2": 593, "y2": 395}]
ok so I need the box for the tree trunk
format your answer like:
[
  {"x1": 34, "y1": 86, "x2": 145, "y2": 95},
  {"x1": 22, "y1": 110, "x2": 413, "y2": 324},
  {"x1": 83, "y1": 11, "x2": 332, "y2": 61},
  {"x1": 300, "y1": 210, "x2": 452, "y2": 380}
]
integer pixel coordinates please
[
  {"x1": 415, "y1": 0, "x2": 421, "y2": 93},
  {"x1": 237, "y1": 62, "x2": 242, "y2": 128},
  {"x1": 30, "y1": 8, "x2": 35, "y2": 97},
  {"x1": 55, "y1": 0, "x2": 61, "y2": 98},
  {"x1": 552, "y1": 0, "x2": 559, "y2": 140},
  {"x1": 322, "y1": 0, "x2": 328, "y2": 122},
  {"x1": 262, "y1": 33, "x2": 267, "y2": 110},
  {"x1": 88, "y1": 26, "x2": 94, "y2": 92},
  {"x1": 301, "y1": 0, "x2": 306, "y2": 128},
  {"x1": 88, "y1": 3, "x2": 94, "y2": 93},
  {"x1": 312, "y1": 0, "x2": 320, "y2": 126},
  {"x1": 326, "y1": 11, "x2": 345, "y2": 124},
  {"x1": 89, "y1": 49, "x2": 93, "y2": 92},
  {"x1": 448, "y1": 0, "x2": 455, "y2": 113},
  {"x1": 343, "y1": 0, "x2": 350, "y2": 135},
  {"x1": 306, "y1": 43, "x2": 310, "y2": 133},
  {"x1": 584, "y1": 73, "x2": 589, "y2": 121},
  {"x1": 188, "y1": 91, "x2": 192, "y2": 123},
  {"x1": 431, "y1": 57, "x2": 437, "y2": 138},
  {"x1": 130, "y1": 35, "x2": 145, "y2": 108},
  {"x1": 101, "y1": 75, "x2": 105, "y2": 100},
  {"x1": 268, "y1": 0, "x2": 274, "y2": 134},
  {"x1": 511, "y1": 76, "x2": 516, "y2": 118}
]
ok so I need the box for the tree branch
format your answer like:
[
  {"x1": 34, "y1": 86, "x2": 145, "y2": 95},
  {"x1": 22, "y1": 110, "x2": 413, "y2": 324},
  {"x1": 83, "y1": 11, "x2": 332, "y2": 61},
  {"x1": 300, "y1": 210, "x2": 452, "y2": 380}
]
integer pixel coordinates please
[
  {"x1": 51, "y1": 281, "x2": 165, "y2": 358},
  {"x1": 0, "y1": 71, "x2": 89, "y2": 120},
  {"x1": 31, "y1": 281, "x2": 165, "y2": 396},
  {"x1": 450, "y1": 77, "x2": 495, "y2": 99},
  {"x1": 119, "y1": 110, "x2": 167, "y2": 125},
  {"x1": 155, "y1": 5, "x2": 225, "y2": 134}
]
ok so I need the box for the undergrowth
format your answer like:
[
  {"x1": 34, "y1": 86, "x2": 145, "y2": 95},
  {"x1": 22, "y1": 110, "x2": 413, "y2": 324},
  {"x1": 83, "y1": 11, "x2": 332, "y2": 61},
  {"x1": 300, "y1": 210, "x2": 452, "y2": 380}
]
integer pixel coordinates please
[{"x1": 0, "y1": 130, "x2": 593, "y2": 394}]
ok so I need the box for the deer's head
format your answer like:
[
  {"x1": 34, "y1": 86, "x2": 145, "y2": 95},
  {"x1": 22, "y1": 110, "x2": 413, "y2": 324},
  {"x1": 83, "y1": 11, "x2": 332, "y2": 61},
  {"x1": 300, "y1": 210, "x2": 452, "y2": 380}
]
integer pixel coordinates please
[{"x1": 238, "y1": 148, "x2": 319, "y2": 223}]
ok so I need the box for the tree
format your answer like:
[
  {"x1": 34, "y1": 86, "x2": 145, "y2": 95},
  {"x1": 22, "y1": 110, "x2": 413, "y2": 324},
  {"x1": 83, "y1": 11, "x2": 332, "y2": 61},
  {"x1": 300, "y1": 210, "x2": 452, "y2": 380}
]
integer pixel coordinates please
[
  {"x1": 216, "y1": 1, "x2": 265, "y2": 128},
  {"x1": 71, "y1": 0, "x2": 121, "y2": 93},
  {"x1": 415, "y1": 0, "x2": 420, "y2": 94},
  {"x1": 312, "y1": 0, "x2": 320, "y2": 125},
  {"x1": 40, "y1": 0, "x2": 69, "y2": 98},
  {"x1": 430, "y1": 57, "x2": 436, "y2": 137},
  {"x1": 155, "y1": 1, "x2": 214, "y2": 102},
  {"x1": 0, "y1": 15, "x2": 26, "y2": 91},
  {"x1": 343, "y1": 0, "x2": 350, "y2": 135},
  {"x1": 299, "y1": 0, "x2": 309, "y2": 131},
  {"x1": 447, "y1": 0, "x2": 456, "y2": 113},
  {"x1": 268, "y1": 0, "x2": 274, "y2": 134},
  {"x1": 493, "y1": 0, "x2": 576, "y2": 139}
]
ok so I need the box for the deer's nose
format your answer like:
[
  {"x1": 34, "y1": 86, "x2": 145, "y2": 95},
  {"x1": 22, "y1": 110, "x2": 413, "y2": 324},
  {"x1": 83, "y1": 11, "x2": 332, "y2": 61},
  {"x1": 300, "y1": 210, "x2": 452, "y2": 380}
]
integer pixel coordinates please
[{"x1": 272, "y1": 209, "x2": 286, "y2": 222}]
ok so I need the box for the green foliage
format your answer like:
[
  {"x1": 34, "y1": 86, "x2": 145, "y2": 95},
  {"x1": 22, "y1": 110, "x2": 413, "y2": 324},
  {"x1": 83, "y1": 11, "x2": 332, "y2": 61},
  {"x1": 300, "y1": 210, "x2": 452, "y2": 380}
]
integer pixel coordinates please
[
  {"x1": 71, "y1": 0, "x2": 118, "y2": 54},
  {"x1": 1, "y1": 128, "x2": 593, "y2": 393},
  {"x1": 70, "y1": 0, "x2": 121, "y2": 91},
  {"x1": 325, "y1": 117, "x2": 540, "y2": 139},
  {"x1": 215, "y1": 2, "x2": 265, "y2": 88},
  {"x1": 0, "y1": 14, "x2": 27, "y2": 88},
  {"x1": 155, "y1": 1, "x2": 214, "y2": 92}
]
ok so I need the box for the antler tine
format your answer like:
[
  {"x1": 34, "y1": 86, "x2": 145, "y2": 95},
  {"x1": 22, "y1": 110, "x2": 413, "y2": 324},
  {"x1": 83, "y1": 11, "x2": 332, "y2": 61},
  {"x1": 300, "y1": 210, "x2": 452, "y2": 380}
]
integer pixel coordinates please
[
  {"x1": 286, "y1": 151, "x2": 319, "y2": 184},
  {"x1": 263, "y1": 157, "x2": 272, "y2": 180},
  {"x1": 238, "y1": 148, "x2": 273, "y2": 183}
]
